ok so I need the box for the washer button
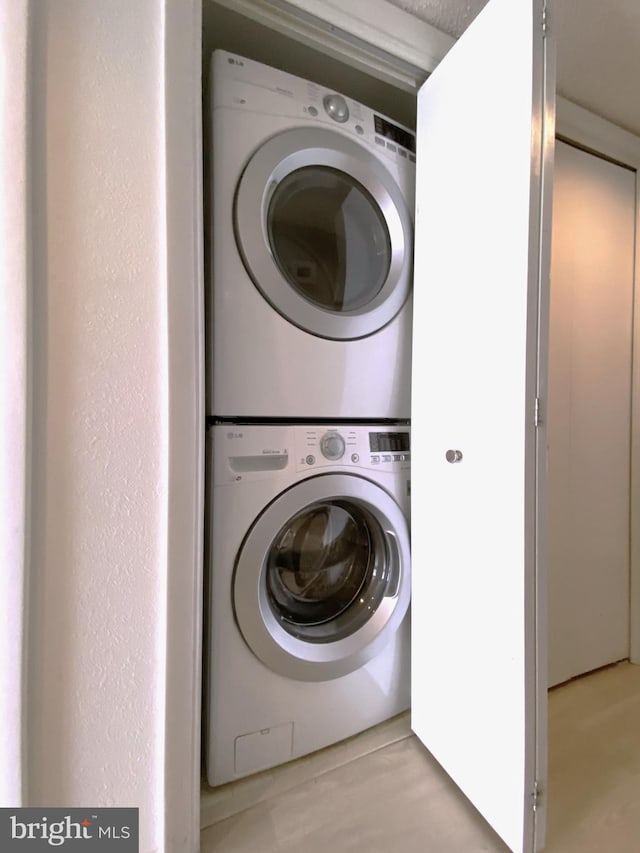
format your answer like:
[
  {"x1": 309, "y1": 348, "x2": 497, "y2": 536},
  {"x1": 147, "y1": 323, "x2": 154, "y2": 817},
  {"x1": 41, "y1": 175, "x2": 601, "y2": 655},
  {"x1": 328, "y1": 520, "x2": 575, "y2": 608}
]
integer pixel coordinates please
[
  {"x1": 307, "y1": 105, "x2": 318, "y2": 116},
  {"x1": 382, "y1": 454, "x2": 392, "y2": 462},
  {"x1": 355, "y1": 124, "x2": 364, "y2": 135},
  {"x1": 305, "y1": 454, "x2": 315, "y2": 465},
  {"x1": 371, "y1": 455, "x2": 380, "y2": 464},
  {"x1": 351, "y1": 453, "x2": 360, "y2": 463},
  {"x1": 393, "y1": 454, "x2": 402, "y2": 462}
]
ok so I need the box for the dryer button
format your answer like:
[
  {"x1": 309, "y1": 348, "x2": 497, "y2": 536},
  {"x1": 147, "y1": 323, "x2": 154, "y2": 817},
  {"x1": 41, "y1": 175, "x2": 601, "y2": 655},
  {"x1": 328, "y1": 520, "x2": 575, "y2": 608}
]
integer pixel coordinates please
[
  {"x1": 323, "y1": 93, "x2": 349, "y2": 123},
  {"x1": 305, "y1": 454, "x2": 316, "y2": 466}
]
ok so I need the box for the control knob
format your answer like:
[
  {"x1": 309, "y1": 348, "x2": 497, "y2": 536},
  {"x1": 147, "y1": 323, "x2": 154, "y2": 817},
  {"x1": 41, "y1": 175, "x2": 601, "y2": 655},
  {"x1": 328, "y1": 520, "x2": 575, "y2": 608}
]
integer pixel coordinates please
[
  {"x1": 322, "y1": 93, "x2": 349, "y2": 123},
  {"x1": 320, "y1": 431, "x2": 346, "y2": 460}
]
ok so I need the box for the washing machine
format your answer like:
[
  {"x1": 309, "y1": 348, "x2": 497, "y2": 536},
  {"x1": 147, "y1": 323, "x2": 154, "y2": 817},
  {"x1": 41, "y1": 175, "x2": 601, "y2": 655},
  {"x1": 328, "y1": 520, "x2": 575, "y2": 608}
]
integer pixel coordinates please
[
  {"x1": 208, "y1": 50, "x2": 416, "y2": 420},
  {"x1": 205, "y1": 423, "x2": 411, "y2": 787}
]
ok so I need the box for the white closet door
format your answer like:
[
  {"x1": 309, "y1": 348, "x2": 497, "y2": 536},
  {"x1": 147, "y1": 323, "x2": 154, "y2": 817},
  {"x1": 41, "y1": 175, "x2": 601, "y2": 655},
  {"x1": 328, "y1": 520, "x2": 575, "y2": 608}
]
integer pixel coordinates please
[
  {"x1": 410, "y1": 1, "x2": 554, "y2": 851},
  {"x1": 547, "y1": 140, "x2": 635, "y2": 686}
]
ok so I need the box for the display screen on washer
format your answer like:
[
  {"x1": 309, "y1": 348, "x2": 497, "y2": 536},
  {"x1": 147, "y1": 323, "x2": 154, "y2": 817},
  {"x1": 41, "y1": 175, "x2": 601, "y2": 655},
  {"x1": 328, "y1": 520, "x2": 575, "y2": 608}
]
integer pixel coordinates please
[
  {"x1": 374, "y1": 116, "x2": 416, "y2": 153},
  {"x1": 369, "y1": 432, "x2": 410, "y2": 453}
]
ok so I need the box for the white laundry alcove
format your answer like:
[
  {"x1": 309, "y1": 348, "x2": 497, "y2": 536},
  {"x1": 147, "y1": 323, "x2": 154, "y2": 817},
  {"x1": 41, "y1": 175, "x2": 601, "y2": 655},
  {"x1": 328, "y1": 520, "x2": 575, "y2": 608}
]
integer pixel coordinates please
[{"x1": 200, "y1": 3, "x2": 640, "y2": 852}]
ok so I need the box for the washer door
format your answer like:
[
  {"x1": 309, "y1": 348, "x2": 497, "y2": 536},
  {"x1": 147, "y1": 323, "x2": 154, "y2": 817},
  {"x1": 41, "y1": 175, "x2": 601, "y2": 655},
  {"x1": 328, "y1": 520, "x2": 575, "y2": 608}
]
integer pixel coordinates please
[
  {"x1": 234, "y1": 473, "x2": 411, "y2": 682},
  {"x1": 234, "y1": 127, "x2": 413, "y2": 340}
]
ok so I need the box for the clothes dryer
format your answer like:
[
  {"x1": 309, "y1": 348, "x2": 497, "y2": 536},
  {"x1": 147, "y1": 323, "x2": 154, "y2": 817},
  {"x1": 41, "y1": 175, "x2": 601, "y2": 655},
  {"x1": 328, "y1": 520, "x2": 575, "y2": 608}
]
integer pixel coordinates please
[
  {"x1": 205, "y1": 423, "x2": 411, "y2": 786},
  {"x1": 208, "y1": 51, "x2": 415, "y2": 419}
]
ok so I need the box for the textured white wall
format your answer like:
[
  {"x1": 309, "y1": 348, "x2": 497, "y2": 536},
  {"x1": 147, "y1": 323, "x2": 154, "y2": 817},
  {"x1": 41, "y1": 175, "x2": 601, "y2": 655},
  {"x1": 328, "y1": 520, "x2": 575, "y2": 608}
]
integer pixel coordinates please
[
  {"x1": 16, "y1": 1, "x2": 203, "y2": 850},
  {"x1": 385, "y1": 0, "x2": 485, "y2": 37},
  {"x1": 27, "y1": 0, "x2": 166, "y2": 833}
]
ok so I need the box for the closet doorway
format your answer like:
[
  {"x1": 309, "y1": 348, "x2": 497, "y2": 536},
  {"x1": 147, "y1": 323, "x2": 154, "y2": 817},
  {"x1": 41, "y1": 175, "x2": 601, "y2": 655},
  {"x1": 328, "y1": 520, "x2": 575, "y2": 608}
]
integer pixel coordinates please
[{"x1": 547, "y1": 139, "x2": 636, "y2": 686}]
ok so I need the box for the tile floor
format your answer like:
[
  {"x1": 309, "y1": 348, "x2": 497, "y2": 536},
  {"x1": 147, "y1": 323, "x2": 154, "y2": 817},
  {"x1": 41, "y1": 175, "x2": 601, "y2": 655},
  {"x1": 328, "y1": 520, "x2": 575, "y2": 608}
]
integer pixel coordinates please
[{"x1": 201, "y1": 662, "x2": 640, "y2": 852}]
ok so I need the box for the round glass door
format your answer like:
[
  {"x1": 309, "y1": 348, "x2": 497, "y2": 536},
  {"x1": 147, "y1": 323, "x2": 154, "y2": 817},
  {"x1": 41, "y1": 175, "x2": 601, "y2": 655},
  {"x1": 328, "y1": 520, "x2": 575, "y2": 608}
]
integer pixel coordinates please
[
  {"x1": 266, "y1": 499, "x2": 391, "y2": 643},
  {"x1": 233, "y1": 474, "x2": 411, "y2": 682},
  {"x1": 234, "y1": 127, "x2": 413, "y2": 341},
  {"x1": 267, "y1": 167, "x2": 391, "y2": 313}
]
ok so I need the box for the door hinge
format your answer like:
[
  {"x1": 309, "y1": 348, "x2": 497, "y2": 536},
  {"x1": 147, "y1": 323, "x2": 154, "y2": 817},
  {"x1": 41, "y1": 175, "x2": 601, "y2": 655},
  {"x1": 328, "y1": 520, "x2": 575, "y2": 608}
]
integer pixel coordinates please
[
  {"x1": 534, "y1": 397, "x2": 542, "y2": 427},
  {"x1": 532, "y1": 779, "x2": 542, "y2": 812}
]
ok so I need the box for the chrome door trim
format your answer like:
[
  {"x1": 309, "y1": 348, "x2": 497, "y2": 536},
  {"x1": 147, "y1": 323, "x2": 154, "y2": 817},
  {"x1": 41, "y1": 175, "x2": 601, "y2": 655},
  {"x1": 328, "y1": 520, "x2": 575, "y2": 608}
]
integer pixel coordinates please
[
  {"x1": 233, "y1": 473, "x2": 411, "y2": 682},
  {"x1": 234, "y1": 127, "x2": 413, "y2": 340}
]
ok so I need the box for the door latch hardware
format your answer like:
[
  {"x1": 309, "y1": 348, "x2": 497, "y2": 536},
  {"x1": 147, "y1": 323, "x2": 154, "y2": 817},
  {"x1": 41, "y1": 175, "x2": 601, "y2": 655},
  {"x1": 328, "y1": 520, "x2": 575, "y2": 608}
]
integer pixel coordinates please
[{"x1": 532, "y1": 779, "x2": 542, "y2": 812}]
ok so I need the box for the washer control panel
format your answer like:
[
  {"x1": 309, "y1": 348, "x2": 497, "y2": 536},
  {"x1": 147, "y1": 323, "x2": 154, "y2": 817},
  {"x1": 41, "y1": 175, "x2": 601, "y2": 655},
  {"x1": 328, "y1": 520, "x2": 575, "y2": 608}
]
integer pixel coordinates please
[
  {"x1": 297, "y1": 426, "x2": 410, "y2": 472},
  {"x1": 213, "y1": 424, "x2": 410, "y2": 484}
]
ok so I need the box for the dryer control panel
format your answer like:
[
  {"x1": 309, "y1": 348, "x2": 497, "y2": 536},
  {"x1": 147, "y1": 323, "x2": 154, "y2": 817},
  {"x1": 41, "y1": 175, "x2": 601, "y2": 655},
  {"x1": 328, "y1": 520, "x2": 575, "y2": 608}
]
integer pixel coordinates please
[{"x1": 211, "y1": 49, "x2": 416, "y2": 168}]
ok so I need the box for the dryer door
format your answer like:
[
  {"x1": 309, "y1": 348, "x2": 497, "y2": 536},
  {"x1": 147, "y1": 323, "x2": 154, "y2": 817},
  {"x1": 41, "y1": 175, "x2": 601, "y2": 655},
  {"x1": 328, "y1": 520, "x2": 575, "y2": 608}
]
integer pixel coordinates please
[
  {"x1": 234, "y1": 127, "x2": 413, "y2": 340},
  {"x1": 234, "y1": 473, "x2": 410, "y2": 682}
]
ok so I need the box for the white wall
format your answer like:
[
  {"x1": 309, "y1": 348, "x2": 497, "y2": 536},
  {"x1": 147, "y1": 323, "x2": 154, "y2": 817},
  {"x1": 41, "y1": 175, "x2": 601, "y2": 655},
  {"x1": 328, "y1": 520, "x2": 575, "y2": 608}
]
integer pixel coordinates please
[
  {"x1": 555, "y1": 99, "x2": 640, "y2": 666},
  {"x1": 547, "y1": 139, "x2": 635, "y2": 685},
  {"x1": 0, "y1": 0, "x2": 30, "y2": 808},
  {"x1": 0, "y1": 1, "x2": 203, "y2": 850}
]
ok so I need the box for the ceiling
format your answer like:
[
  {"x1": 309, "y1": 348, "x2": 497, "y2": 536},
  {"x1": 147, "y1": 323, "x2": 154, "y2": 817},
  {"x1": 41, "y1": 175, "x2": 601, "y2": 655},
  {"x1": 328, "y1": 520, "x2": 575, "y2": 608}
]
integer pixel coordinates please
[{"x1": 386, "y1": 0, "x2": 640, "y2": 138}]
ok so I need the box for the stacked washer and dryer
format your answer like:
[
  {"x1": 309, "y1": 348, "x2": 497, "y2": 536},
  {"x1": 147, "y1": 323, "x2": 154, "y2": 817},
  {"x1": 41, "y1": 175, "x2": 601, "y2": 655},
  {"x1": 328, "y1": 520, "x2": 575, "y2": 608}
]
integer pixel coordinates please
[{"x1": 205, "y1": 50, "x2": 416, "y2": 787}]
